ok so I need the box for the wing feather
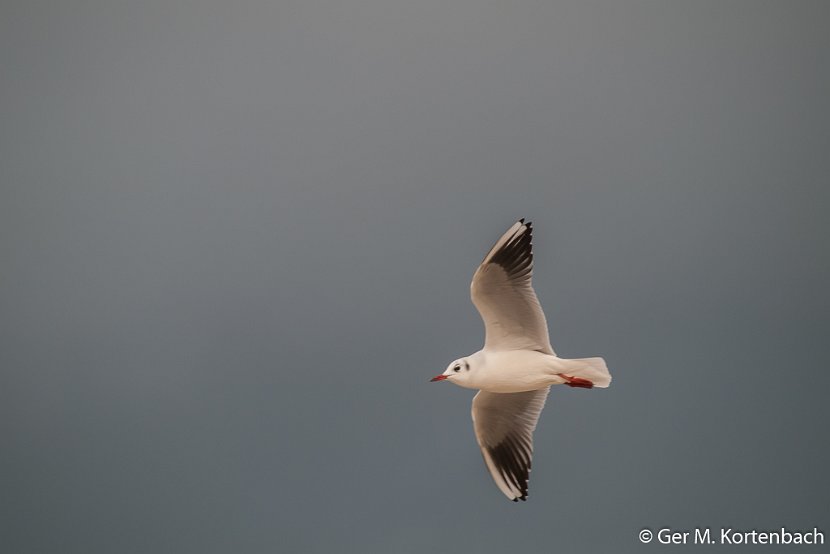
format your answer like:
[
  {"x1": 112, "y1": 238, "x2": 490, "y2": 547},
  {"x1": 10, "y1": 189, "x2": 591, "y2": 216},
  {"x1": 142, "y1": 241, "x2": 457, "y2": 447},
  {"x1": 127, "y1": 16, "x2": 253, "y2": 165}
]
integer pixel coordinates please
[
  {"x1": 471, "y1": 388, "x2": 549, "y2": 501},
  {"x1": 471, "y1": 220, "x2": 554, "y2": 354}
]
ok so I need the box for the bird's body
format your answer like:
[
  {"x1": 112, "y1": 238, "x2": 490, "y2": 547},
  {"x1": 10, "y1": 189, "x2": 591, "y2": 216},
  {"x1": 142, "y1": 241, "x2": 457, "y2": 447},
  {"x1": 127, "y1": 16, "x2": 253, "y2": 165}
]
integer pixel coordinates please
[
  {"x1": 430, "y1": 219, "x2": 612, "y2": 502},
  {"x1": 450, "y1": 349, "x2": 609, "y2": 394}
]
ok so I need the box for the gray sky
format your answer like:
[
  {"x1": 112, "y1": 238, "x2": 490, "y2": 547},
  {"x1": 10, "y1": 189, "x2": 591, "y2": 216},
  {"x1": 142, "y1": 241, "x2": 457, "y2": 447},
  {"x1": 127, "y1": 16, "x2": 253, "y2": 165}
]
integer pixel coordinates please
[{"x1": 2, "y1": 1, "x2": 829, "y2": 552}]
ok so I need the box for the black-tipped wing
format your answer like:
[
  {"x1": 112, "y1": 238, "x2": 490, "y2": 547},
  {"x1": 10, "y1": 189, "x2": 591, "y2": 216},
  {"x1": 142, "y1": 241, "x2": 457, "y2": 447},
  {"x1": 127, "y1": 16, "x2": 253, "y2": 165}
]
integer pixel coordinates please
[
  {"x1": 471, "y1": 388, "x2": 549, "y2": 501},
  {"x1": 471, "y1": 219, "x2": 555, "y2": 354}
]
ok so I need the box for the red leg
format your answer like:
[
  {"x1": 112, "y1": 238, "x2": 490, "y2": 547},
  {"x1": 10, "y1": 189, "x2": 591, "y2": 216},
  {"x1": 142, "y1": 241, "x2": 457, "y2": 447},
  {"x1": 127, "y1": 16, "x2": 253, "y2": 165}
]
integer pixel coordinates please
[{"x1": 559, "y1": 374, "x2": 594, "y2": 389}]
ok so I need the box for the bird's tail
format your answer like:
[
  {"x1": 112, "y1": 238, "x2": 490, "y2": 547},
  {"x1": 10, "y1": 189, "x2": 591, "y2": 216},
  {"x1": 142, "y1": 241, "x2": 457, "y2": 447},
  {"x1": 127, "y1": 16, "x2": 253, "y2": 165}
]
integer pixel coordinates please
[{"x1": 559, "y1": 357, "x2": 612, "y2": 388}]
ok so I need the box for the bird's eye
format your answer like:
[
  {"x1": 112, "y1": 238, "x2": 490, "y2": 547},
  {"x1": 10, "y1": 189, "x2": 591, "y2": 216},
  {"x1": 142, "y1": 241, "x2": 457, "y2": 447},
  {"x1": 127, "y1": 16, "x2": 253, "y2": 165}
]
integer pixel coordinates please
[{"x1": 453, "y1": 366, "x2": 461, "y2": 372}]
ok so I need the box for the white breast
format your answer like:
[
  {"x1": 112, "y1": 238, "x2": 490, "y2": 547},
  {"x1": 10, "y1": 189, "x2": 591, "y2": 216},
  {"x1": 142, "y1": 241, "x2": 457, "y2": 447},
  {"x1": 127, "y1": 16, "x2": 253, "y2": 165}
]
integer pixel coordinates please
[{"x1": 472, "y1": 349, "x2": 561, "y2": 393}]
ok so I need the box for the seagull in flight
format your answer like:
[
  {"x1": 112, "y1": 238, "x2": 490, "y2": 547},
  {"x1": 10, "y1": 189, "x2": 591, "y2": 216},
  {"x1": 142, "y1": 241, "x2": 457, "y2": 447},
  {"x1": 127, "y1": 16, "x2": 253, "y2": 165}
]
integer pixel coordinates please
[{"x1": 430, "y1": 219, "x2": 611, "y2": 501}]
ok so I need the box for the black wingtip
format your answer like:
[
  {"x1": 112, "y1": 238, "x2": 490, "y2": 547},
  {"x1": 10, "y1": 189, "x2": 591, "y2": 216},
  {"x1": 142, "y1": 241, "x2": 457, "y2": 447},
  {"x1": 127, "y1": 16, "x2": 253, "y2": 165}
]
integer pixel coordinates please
[{"x1": 490, "y1": 221, "x2": 534, "y2": 277}]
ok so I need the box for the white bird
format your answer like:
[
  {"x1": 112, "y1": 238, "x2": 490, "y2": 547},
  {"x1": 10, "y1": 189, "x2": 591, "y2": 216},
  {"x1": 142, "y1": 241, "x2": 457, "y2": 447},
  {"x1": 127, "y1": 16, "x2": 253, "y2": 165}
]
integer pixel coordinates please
[{"x1": 430, "y1": 219, "x2": 611, "y2": 502}]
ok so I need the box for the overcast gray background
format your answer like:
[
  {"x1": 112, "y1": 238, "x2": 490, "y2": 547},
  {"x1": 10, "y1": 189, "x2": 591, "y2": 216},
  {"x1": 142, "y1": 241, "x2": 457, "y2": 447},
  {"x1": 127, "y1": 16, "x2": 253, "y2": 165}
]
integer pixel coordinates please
[{"x1": 2, "y1": 1, "x2": 829, "y2": 553}]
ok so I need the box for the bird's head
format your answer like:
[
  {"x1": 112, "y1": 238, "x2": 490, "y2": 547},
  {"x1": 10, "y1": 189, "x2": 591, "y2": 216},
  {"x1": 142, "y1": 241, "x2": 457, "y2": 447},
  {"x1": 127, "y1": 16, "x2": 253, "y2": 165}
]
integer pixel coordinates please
[{"x1": 430, "y1": 358, "x2": 472, "y2": 384}]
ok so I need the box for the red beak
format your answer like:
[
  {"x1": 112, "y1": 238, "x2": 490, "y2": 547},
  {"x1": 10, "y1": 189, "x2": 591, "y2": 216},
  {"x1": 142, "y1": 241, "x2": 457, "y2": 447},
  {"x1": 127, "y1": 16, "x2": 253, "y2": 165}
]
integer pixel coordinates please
[{"x1": 430, "y1": 375, "x2": 448, "y2": 382}]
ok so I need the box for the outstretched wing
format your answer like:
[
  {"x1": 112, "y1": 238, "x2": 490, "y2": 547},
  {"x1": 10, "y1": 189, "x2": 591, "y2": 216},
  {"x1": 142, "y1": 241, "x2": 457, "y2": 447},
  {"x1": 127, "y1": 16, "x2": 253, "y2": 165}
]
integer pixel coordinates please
[
  {"x1": 471, "y1": 219, "x2": 554, "y2": 354},
  {"x1": 471, "y1": 388, "x2": 549, "y2": 501}
]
